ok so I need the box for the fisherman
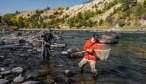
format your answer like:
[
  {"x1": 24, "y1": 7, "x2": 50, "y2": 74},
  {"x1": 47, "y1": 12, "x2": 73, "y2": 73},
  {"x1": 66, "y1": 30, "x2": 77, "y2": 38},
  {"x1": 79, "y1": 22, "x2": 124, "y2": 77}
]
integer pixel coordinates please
[
  {"x1": 78, "y1": 33, "x2": 101, "y2": 76},
  {"x1": 41, "y1": 29, "x2": 54, "y2": 61}
]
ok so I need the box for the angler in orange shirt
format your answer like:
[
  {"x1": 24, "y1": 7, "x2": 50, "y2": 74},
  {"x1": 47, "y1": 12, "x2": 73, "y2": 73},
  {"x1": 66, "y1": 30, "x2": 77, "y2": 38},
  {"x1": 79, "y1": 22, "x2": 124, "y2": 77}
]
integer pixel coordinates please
[{"x1": 78, "y1": 33, "x2": 101, "y2": 76}]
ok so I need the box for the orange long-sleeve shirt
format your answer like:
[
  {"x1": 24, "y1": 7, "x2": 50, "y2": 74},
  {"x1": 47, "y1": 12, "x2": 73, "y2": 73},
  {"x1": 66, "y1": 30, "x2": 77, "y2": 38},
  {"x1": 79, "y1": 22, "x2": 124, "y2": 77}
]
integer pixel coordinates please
[{"x1": 83, "y1": 39, "x2": 101, "y2": 61}]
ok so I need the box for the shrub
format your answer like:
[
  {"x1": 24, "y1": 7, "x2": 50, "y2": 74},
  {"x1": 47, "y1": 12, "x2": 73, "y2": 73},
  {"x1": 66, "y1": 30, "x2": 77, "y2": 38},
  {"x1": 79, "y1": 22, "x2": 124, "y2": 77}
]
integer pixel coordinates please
[
  {"x1": 118, "y1": 19, "x2": 125, "y2": 27},
  {"x1": 105, "y1": 16, "x2": 114, "y2": 24},
  {"x1": 99, "y1": 19, "x2": 104, "y2": 26}
]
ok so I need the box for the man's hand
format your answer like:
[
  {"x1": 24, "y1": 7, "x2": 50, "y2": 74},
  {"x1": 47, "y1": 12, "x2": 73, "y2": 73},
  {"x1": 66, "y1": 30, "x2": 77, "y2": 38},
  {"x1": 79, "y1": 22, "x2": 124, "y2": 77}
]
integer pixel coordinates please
[{"x1": 86, "y1": 49, "x2": 94, "y2": 53}]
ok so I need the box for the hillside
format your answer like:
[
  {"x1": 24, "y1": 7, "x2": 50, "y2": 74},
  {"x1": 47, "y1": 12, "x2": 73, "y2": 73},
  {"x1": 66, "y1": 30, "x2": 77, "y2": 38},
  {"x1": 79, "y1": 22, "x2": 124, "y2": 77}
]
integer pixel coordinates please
[{"x1": 1, "y1": 0, "x2": 146, "y2": 30}]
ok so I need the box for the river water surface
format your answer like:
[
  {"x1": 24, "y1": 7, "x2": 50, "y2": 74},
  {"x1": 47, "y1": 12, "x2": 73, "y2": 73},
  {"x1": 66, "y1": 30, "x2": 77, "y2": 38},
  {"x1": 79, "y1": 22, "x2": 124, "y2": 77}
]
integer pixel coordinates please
[
  {"x1": 55, "y1": 31, "x2": 146, "y2": 84},
  {"x1": 0, "y1": 30, "x2": 146, "y2": 84}
]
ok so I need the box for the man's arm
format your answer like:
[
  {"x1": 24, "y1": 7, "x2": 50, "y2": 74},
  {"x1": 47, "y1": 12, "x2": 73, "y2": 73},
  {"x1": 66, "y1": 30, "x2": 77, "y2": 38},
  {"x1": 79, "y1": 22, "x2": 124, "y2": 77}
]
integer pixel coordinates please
[{"x1": 83, "y1": 40, "x2": 93, "y2": 53}]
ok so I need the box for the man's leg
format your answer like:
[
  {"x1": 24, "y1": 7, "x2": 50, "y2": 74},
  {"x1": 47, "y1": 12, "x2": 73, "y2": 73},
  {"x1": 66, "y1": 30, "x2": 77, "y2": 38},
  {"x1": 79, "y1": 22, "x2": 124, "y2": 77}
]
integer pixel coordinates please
[
  {"x1": 41, "y1": 44, "x2": 45, "y2": 60},
  {"x1": 46, "y1": 46, "x2": 50, "y2": 60},
  {"x1": 78, "y1": 58, "x2": 87, "y2": 73},
  {"x1": 89, "y1": 60, "x2": 97, "y2": 76}
]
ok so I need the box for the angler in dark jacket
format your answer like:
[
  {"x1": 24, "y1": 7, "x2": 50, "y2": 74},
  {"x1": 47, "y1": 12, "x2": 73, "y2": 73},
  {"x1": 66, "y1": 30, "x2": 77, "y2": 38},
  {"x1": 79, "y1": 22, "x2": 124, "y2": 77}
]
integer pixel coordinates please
[{"x1": 41, "y1": 29, "x2": 53, "y2": 61}]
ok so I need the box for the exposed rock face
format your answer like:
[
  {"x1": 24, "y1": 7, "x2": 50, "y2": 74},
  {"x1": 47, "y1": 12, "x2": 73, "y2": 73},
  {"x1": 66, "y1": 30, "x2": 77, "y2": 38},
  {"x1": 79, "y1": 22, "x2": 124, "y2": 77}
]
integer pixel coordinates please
[{"x1": 62, "y1": 0, "x2": 115, "y2": 18}]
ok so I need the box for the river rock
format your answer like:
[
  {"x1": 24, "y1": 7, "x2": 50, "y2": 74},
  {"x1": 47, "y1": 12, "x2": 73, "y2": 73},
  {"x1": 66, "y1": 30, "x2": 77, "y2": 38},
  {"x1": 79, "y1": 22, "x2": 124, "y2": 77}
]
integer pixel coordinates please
[
  {"x1": 111, "y1": 34, "x2": 120, "y2": 39},
  {"x1": 67, "y1": 47, "x2": 80, "y2": 53},
  {"x1": 19, "y1": 39, "x2": 26, "y2": 45},
  {"x1": 0, "y1": 68, "x2": 5, "y2": 72},
  {"x1": 100, "y1": 35, "x2": 118, "y2": 44},
  {"x1": 17, "y1": 32, "x2": 23, "y2": 36},
  {"x1": 0, "y1": 41, "x2": 5, "y2": 45},
  {"x1": 0, "y1": 71, "x2": 11, "y2": 75},
  {"x1": 27, "y1": 72, "x2": 41, "y2": 79},
  {"x1": 69, "y1": 52, "x2": 83, "y2": 58},
  {"x1": 12, "y1": 67, "x2": 23, "y2": 73},
  {"x1": 0, "y1": 75, "x2": 2, "y2": 78},
  {"x1": 13, "y1": 74, "x2": 24, "y2": 83},
  {"x1": 64, "y1": 70, "x2": 72, "y2": 77},
  {"x1": 61, "y1": 51, "x2": 69, "y2": 55},
  {"x1": 22, "y1": 81, "x2": 40, "y2": 84},
  {"x1": 0, "y1": 56, "x2": 4, "y2": 58},
  {"x1": 0, "y1": 79, "x2": 9, "y2": 84},
  {"x1": 51, "y1": 43, "x2": 66, "y2": 48}
]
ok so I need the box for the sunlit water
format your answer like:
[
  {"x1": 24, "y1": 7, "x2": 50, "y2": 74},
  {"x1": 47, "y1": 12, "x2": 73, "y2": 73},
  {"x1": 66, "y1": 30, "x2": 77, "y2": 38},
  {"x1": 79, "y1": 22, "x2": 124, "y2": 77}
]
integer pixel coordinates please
[{"x1": 60, "y1": 31, "x2": 146, "y2": 83}]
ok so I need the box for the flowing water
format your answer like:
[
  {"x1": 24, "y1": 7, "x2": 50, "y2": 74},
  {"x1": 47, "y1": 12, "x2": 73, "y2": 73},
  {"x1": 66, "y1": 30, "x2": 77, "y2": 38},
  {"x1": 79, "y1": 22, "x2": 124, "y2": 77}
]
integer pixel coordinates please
[
  {"x1": 0, "y1": 30, "x2": 146, "y2": 84},
  {"x1": 52, "y1": 31, "x2": 146, "y2": 84}
]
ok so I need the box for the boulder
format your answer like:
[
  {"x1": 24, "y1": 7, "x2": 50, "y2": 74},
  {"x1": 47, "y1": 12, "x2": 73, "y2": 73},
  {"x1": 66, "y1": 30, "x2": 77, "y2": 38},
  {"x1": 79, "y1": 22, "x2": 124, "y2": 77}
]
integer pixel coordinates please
[
  {"x1": 13, "y1": 74, "x2": 24, "y2": 83},
  {"x1": 100, "y1": 35, "x2": 118, "y2": 44},
  {"x1": 100, "y1": 38, "x2": 118, "y2": 44},
  {"x1": 12, "y1": 67, "x2": 23, "y2": 73},
  {"x1": 0, "y1": 79, "x2": 9, "y2": 84}
]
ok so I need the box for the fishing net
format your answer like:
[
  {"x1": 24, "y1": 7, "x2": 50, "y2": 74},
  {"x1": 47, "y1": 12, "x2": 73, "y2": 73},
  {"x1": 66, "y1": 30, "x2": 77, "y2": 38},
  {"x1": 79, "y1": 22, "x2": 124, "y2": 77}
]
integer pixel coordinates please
[{"x1": 94, "y1": 44, "x2": 111, "y2": 61}]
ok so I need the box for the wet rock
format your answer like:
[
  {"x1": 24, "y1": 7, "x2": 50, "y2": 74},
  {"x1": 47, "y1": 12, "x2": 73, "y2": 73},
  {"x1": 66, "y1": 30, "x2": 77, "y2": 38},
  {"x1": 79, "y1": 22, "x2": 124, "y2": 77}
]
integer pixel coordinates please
[
  {"x1": 0, "y1": 71, "x2": 11, "y2": 75},
  {"x1": 0, "y1": 79, "x2": 9, "y2": 84},
  {"x1": 32, "y1": 40, "x2": 41, "y2": 47},
  {"x1": 27, "y1": 72, "x2": 41, "y2": 79},
  {"x1": 22, "y1": 81, "x2": 40, "y2": 84},
  {"x1": 0, "y1": 75, "x2": 2, "y2": 78},
  {"x1": 0, "y1": 41, "x2": 5, "y2": 45},
  {"x1": 100, "y1": 35, "x2": 118, "y2": 44},
  {"x1": 27, "y1": 49, "x2": 33, "y2": 53},
  {"x1": 67, "y1": 47, "x2": 80, "y2": 53},
  {"x1": 51, "y1": 43, "x2": 66, "y2": 48},
  {"x1": 61, "y1": 51, "x2": 68, "y2": 55},
  {"x1": 12, "y1": 67, "x2": 23, "y2": 73},
  {"x1": 69, "y1": 52, "x2": 83, "y2": 58},
  {"x1": 17, "y1": 32, "x2": 23, "y2": 36},
  {"x1": 64, "y1": 70, "x2": 72, "y2": 77},
  {"x1": 111, "y1": 34, "x2": 120, "y2": 39},
  {"x1": 54, "y1": 35, "x2": 62, "y2": 40},
  {"x1": 0, "y1": 68, "x2": 6, "y2": 72},
  {"x1": 37, "y1": 49, "x2": 41, "y2": 52},
  {"x1": 13, "y1": 74, "x2": 24, "y2": 83},
  {"x1": 19, "y1": 39, "x2": 26, "y2": 45},
  {"x1": 0, "y1": 56, "x2": 4, "y2": 58}
]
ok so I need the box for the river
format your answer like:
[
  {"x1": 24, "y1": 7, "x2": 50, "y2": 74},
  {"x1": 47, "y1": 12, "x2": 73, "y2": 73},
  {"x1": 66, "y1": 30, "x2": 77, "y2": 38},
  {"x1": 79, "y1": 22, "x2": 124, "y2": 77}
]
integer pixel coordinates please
[{"x1": 0, "y1": 30, "x2": 146, "y2": 84}]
